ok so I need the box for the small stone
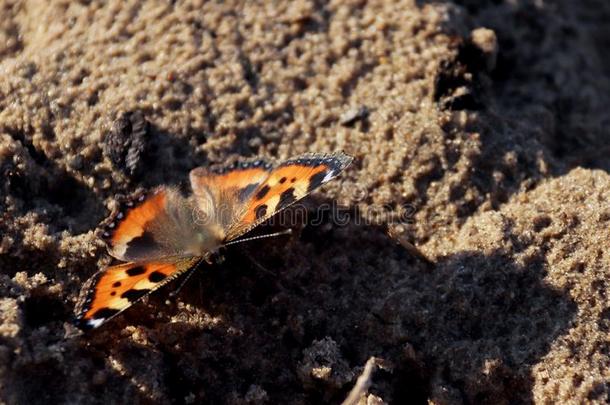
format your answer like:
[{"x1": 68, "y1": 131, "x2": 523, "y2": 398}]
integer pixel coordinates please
[
  {"x1": 340, "y1": 105, "x2": 369, "y2": 126},
  {"x1": 470, "y1": 27, "x2": 498, "y2": 71},
  {"x1": 103, "y1": 110, "x2": 150, "y2": 178}
]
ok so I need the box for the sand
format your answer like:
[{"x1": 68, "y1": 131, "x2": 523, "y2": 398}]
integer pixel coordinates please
[{"x1": 1, "y1": 0, "x2": 610, "y2": 403}]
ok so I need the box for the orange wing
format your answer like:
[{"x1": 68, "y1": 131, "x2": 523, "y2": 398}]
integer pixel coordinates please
[
  {"x1": 74, "y1": 256, "x2": 201, "y2": 330},
  {"x1": 102, "y1": 187, "x2": 202, "y2": 262},
  {"x1": 189, "y1": 160, "x2": 273, "y2": 237},
  {"x1": 190, "y1": 152, "x2": 353, "y2": 242}
]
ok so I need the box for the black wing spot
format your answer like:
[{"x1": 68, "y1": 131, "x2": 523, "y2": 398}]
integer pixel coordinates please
[
  {"x1": 290, "y1": 177, "x2": 296, "y2": 183},
  {"x1": 110, "y1": 291, "x2": 116, "y2": 296},
  {"x1": 91, "y1": 307, "x2": 120, "y2": 321},
  {"x1": 126, "y1": 266, "x2": 146, "y2": 276},
  {"x1": 148, "y1": 271, "x2": 167, "y2": 283},
  {"x1": 255, "y1": 185, "x2": 271, "y2": 200},
  {"x1": 279, "y1": 177, "x2": 287, "y2": 184},
  {"x1": 124, "y1": 231, "x2": 158, "y2": 259},
  {"x1": 308, "y1": 170, "x2": 328, "y2": 193},
  {"x1": 238, "y1": 182, "x2": 260, "y2": 202},
  {"x1": 112, "y1": 281, "x2": 122, "y2": 287},
  {"x1": 278, "y1": 188, "x2": 297, "y2": 210},
  {"x1": 255, "y1": 204, "x2": 268, "y2": 220},
  {"x1": 121, "y1": 288, "x2": 150, "y2": 302}
]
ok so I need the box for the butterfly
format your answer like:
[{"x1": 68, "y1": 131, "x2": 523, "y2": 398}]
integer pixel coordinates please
[{"x1": 74, "y1": 152, "x2": 353, "y2": 330}]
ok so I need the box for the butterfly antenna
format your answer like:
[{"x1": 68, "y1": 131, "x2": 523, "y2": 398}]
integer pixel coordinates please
[
  {"x1": 244, "y1": 251, "x2": 277, "y2": 276},
  {"x1": 169, "y1": 265, "x2": 198, "y2": 299},
  {"x1": 223, "y1": 228, "x2": 293, "y2": 247}
]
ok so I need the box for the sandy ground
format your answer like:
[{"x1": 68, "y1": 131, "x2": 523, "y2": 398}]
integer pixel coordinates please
[{"x1": 1, "y1": 0, "x2": 610, "y2": 403}]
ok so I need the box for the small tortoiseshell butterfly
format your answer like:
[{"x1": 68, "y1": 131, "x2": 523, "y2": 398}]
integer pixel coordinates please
[{"x1": 74, "y1": 152, "x2": 353, "y2": 330}]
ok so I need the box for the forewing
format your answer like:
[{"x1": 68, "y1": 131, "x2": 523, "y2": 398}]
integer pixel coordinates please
[
  {"x1": 224, "y1": 152, "x2": 353, "y2": 240},
  {"x1": 189, "y1": 160, "x2": 273, "y2": 234},
  {"x1": 102, "y1": 187, "x2": 202, "y2": 262},
  {"x1": 74, "y1": 256, "x2": 201, "y2": 330}
]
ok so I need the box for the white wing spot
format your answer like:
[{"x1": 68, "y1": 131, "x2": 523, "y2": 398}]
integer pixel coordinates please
[
  {"x1": 87, "y1": 318, "x2": 105, "y2": 329},
  {"x1": 322, "y1": 170, "x2": 336, "y2": 183}
]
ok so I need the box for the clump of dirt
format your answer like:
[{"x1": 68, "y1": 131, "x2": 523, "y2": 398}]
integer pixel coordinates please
[{"x1": 1, "y1": 1, "x2": 610, "y2": 403}]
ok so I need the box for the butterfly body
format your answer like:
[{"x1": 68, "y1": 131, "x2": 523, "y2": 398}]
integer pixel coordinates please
[{"x1": 75, "y1": 152, "x2": 353, "y2": 330}]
